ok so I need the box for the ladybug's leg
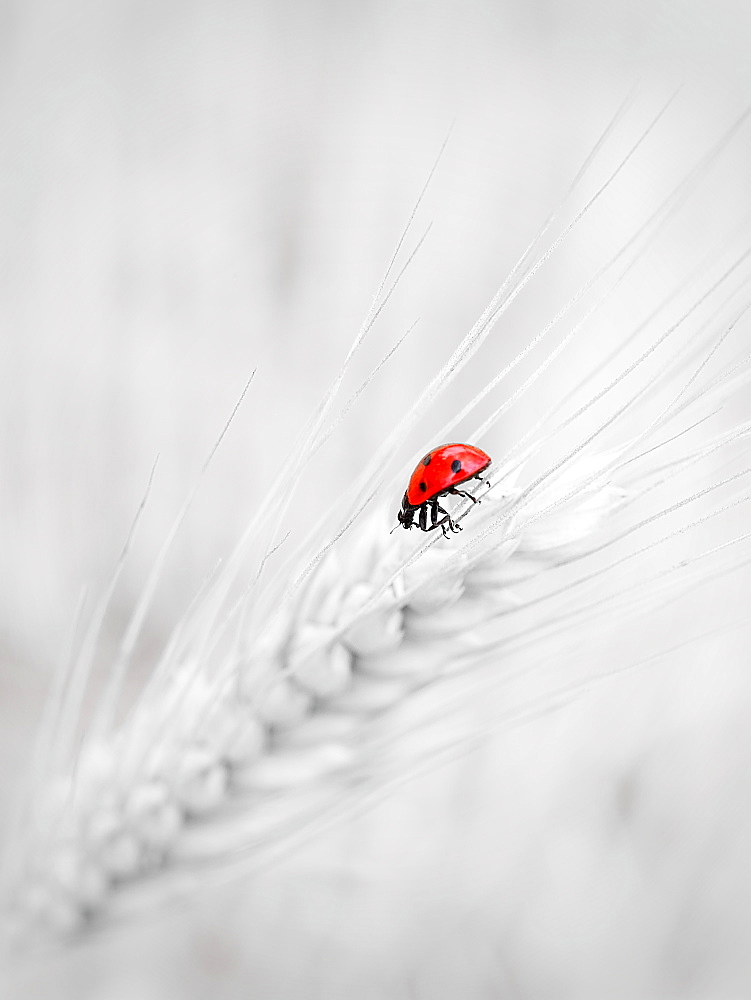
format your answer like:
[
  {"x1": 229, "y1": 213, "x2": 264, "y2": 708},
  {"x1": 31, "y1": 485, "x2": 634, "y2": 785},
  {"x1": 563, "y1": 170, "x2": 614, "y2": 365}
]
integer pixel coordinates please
[
  {"x1": 420, "y1": 497, "x2": 449, "y2": 537},
  {"x1": 437, "y1": 503, "x2": 462, "y2": 532},
  {"x1": 436, "y1": 504, "x2": 452, "y2": 539},
  {"x1": 448, "y1": 487, "x2": 478, "y2": 503},
  {"x1": 430, "y1": 499, "x2": 461, "y2": 537}
]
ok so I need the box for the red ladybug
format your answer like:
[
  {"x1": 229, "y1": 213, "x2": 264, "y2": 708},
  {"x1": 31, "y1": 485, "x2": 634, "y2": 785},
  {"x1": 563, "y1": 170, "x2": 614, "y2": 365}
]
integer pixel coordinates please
[{"x1": 397, "y1": 443, "x2": 491, "y2": 537}]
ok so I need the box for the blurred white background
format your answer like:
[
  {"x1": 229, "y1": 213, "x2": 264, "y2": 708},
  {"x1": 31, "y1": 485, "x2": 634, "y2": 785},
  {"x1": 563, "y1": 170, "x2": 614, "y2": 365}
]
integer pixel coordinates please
[{"x1": 3, "y1": 1, "x2": 751, "y2": 997}]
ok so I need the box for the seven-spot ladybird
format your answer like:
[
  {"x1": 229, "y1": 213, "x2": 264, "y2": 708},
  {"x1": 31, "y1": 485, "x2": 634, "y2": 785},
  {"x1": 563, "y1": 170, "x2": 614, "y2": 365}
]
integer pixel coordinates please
[{"x1": 397, "y1": 442, "x2": 491, "y2": 537}]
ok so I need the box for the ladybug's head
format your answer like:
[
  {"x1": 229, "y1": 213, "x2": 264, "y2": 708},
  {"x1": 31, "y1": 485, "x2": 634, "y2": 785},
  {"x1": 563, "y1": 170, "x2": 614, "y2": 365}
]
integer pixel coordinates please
[{"x1": 397, "y1": 492, "x2": 415, "y2": 530}]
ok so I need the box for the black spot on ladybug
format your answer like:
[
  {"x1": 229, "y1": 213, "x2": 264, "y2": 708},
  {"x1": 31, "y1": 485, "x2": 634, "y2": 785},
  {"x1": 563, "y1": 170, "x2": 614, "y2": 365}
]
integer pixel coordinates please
[
  {"x1": 419, "y1": 481, "x2": 427, "y2": 492},
  {"x1": 451, "y1": 459, "x2": 462, "y2": 474},
  {"x1": 422, "y1": 455, "x2": 432, "y2": 466}
]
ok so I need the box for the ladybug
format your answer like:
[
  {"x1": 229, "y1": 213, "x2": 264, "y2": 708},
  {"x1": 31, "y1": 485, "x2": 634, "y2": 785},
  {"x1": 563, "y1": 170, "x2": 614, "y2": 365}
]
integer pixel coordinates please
[{"x1": 397, "y1": 443, "x2": 491, "y2": 537}]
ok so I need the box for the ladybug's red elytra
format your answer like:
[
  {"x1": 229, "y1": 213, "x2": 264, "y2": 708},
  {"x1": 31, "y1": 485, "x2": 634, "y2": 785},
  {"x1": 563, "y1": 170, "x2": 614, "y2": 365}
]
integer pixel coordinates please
[{"x1": 397, "y1": 442, "x2": 491, "y2": 538}]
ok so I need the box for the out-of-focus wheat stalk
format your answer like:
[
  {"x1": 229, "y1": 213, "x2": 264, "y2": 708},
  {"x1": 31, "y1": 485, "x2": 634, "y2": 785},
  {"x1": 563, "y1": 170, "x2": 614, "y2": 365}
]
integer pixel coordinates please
[{"x1": 4, "y1": 95, "x2": 751, "y2": 968}]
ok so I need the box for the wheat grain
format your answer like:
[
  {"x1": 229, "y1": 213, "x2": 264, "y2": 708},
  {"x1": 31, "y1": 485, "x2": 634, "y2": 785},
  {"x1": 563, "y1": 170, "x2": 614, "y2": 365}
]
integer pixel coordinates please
[
  {"x1": 10, "y1": 443, "x2": 748, "y2": 942},
  {"x1": 1, "y1": 480, "x2": 594, "y2": 940}
]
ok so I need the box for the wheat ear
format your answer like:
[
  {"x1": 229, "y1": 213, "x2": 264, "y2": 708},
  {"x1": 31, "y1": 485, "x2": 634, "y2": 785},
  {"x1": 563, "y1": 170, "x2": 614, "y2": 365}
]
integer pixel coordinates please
[{"x1": 6, "y1": 100, "x2": 751, "y2": 948}]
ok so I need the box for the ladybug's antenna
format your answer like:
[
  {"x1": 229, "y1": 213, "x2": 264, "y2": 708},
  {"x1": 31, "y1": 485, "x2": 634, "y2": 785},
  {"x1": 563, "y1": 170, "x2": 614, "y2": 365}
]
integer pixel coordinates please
[{"x1": 389, "y1": 524, "x2": 400, "y2": 535}]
